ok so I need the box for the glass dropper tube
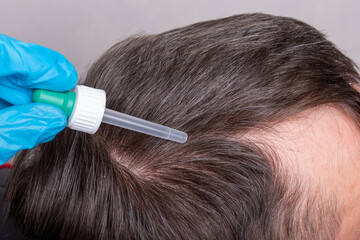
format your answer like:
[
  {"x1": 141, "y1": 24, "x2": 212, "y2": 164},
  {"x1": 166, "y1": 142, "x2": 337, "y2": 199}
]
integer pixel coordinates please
[{"x1": 102, "y1": 108, "x2": 188, "y2": 143}]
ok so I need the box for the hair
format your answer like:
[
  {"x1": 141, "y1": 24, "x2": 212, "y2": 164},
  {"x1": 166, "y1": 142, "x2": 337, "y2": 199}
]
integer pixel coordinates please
[{"x1": 4, "y1": 13, "x2": 360, "y2": 240}]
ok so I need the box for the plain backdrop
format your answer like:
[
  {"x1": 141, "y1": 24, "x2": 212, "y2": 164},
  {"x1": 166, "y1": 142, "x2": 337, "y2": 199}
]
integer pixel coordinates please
[{"x1": 1, "y1": 0, "x2": 359, "y2": 78}]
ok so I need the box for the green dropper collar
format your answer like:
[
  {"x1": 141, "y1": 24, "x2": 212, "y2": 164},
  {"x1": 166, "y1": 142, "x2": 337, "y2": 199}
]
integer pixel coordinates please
[{"x1": 32, "y1": 89, "x2": 76, "y2": 118}]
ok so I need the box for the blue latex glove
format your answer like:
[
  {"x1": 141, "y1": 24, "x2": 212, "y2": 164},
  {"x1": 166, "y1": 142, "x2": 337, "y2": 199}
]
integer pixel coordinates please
[{"x1": 0, "y1": 34, "x2": 78, "y2": 164}]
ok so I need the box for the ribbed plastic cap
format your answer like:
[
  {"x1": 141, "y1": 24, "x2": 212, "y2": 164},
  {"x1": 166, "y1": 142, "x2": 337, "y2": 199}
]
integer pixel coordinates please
[{"x1": 67, "y1": 85, "x2": 106, "y2": 134}]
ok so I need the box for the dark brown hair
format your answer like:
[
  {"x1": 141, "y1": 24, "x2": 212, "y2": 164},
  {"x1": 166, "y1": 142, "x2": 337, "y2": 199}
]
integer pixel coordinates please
[{"x1": 5, "y1": 13, "x2": 360, "y2": 240}]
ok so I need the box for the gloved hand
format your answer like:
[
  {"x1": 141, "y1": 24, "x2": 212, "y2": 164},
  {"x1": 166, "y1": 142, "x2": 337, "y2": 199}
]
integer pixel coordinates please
[{"x1": 0, "y1": 34, "x2": 77, "y2": 164}]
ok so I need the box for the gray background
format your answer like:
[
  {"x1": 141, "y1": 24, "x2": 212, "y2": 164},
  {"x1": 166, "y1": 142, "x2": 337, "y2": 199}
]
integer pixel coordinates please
[{"x1": 1, "y1": 0, "x2": 359, "y2": 77}]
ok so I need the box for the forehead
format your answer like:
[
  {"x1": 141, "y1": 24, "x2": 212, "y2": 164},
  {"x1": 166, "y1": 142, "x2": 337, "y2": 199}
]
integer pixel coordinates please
[
  {"x1": 259, "y1": 105, "x2": 360, "y2": 182},
  {"x1": 253, "y1": 104, "x2": 360, "y2": 239},
  {"x1": 238, "y1": 104, "x2": 360, "y2": 202},
  {"x1": 272, "y1": 105, "x2": 360, "y2": 165}
]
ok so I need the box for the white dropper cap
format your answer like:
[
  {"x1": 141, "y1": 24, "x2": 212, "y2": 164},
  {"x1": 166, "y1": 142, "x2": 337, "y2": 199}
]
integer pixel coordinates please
[{"x1": 67, "y1": 85, "x2": 106, "y2": 134}]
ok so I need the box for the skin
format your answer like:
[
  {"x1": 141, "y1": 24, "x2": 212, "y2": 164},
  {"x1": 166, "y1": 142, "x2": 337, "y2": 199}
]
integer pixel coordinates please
[{"x1": 259, "y1": 105, "x2": 360, "y2": 239}]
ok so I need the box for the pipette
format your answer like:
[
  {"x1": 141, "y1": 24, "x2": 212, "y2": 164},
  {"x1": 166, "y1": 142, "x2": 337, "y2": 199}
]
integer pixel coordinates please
[{"x1": 32, "y1": 85, "x2": 187, "y2": 143}]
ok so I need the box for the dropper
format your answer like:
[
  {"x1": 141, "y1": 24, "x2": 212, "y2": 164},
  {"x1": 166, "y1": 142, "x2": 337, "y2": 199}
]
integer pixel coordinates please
[{"x1": 32, "y1": 85, "x2": 188, "y2": 143}]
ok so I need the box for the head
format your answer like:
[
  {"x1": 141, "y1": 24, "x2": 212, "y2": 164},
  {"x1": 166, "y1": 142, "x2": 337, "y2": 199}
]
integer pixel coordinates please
[{"x1": 5, "y1": 13, "x2": 360, "y2": 239}]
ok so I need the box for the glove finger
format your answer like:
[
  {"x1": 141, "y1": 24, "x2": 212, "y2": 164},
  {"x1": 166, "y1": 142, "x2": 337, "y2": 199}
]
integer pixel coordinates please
[
  {"x1": 0, "y1": 99, "x2": 11, "y2": 110},
  {"x1": 0, "y1": 82, "x2": 31, "y2": 105},
  {"x1": 0, "y1": 103, "x2": 67, "y2": 164},
  {"x1": 0, "y1": 34, "x2": 78, "y2": 91}
]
